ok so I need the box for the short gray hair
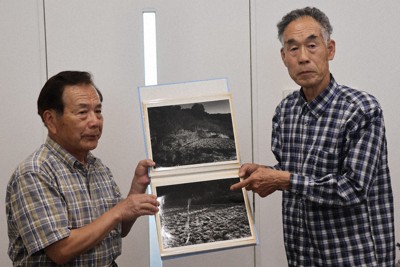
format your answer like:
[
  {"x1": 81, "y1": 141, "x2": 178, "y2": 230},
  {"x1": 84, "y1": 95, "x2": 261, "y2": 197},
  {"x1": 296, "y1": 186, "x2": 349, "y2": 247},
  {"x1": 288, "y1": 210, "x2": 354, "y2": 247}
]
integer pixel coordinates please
[{"x1": 277, "y1": 7, "x2": 333, "y2": 45}]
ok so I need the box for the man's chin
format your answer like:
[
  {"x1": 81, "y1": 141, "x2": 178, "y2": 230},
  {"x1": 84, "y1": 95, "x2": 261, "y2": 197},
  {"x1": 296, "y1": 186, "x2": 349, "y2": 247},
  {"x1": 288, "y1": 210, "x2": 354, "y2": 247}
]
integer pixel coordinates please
[
  {"x1": 82, "y1": 141, "x2": 99, "y2": 151},
  {"x1": 295, "y1": 78, "x2": 318, "y2": 89}
]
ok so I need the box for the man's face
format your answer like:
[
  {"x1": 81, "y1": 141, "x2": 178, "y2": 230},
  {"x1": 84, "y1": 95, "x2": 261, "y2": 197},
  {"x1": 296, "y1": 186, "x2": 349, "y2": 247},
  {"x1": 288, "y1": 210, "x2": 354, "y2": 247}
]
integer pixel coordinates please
[
  {"x1": 49, "y1": 84, "x2": 103, "y2": 162},
  {"x1": 280, "y1": 16, "x2": 335, "y2": 94}
]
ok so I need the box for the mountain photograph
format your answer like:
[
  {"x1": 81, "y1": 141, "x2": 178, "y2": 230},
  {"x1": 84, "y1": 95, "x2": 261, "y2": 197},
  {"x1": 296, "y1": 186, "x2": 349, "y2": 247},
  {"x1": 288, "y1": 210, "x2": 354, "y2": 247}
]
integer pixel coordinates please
[{"x1": 147, "y1": 99, "x2": 237, "y2": 168}]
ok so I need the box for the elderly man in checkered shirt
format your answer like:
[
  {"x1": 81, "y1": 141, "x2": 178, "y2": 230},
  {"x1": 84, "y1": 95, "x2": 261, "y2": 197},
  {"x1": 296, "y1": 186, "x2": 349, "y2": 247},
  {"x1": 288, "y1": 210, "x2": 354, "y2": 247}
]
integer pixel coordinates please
[
  {"x1": 232, "y1": 7, "x2": 395, "y2": 266},
  {"x1": 6, "y1": 71, "x2": 159, "y2": 266}
]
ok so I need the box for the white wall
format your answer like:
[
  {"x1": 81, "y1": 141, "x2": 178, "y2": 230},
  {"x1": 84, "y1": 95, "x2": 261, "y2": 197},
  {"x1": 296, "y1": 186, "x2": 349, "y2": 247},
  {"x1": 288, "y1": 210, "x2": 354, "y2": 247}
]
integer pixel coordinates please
[
  {"x1": 1, "y1": 0, "x2": 399, "y2": 266},
  {"x1": 0, "y1": 0, "x2": 47, "y2": 263}
]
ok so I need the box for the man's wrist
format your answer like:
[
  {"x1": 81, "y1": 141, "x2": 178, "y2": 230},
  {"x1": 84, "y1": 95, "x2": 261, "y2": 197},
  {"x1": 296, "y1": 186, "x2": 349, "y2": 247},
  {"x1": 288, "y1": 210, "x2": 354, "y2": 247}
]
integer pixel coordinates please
[
  {"x1": 129, "y1": 182, "x2": 148, "y2": 195},
  {"x1": 278, "y1": 170, "x2": 291, "y2": 190}
]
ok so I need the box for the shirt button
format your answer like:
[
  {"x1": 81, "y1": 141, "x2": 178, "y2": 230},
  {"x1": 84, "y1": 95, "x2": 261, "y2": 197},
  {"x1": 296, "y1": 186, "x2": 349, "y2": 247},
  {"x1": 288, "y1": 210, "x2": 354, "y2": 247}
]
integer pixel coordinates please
[{"x1": 111, "y1": 230, "x2": 118, "y2": 237}]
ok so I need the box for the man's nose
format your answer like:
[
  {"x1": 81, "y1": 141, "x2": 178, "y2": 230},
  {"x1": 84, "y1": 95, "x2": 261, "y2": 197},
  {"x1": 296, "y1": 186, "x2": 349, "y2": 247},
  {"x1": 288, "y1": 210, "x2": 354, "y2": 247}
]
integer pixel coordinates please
[
  {"x1": 298, "y1": 46, "x2": 310, "y2": 64},
  {"x1": 87, "y1": 111, "x2": 102, "y2": 127}
]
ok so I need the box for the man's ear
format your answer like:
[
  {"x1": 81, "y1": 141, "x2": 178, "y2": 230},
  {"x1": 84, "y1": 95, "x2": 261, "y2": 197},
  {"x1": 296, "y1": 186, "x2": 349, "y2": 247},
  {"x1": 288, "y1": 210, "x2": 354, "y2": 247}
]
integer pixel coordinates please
[
  {"x1": 43, "y1": 110, "x2": 58, "y2": 135},
  {"x1": 327, "y1": 39, "x2": 336, "y2": 60}
]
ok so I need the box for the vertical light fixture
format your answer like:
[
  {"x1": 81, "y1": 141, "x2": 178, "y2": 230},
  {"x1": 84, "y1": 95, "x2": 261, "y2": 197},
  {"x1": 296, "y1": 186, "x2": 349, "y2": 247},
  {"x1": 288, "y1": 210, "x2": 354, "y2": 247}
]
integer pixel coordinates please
[
  {"x1": 143, "y1": 10, "x2": 162, "y2": 267},
  {"x1": 143, "y1": 11, "x2": 158, "y2": 86}
]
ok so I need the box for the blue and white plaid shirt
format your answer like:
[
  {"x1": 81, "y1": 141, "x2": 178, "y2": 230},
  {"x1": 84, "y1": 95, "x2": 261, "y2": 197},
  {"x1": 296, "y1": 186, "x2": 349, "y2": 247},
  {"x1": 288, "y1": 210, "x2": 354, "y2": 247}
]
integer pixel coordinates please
[
  {"x1": 6, "y1": 137, "x2": 122, "y2": 266},
  {"x1": 272, "y1": 76, "x2": 395, "y2": 266}
]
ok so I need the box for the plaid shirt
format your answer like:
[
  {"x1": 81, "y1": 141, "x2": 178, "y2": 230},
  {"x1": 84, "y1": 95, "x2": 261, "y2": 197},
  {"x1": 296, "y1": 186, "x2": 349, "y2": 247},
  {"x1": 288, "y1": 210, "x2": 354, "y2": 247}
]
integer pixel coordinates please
[
  {"x1": 6, "y1": 137, "x2": 122, "y2": 266},
  {"x1": 272, "y1": 76, "x2": 395, "y2": 266}
]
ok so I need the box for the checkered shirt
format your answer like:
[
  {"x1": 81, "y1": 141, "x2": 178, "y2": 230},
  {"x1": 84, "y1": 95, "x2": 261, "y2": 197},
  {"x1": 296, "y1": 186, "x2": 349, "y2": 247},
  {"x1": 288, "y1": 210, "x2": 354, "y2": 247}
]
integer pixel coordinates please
[
  {"x1": 6, "y1": 137, "x2": 122, "y2": 266},
  {"x1": 271, "y1": 76, "x2": 395, "y2": 266}
]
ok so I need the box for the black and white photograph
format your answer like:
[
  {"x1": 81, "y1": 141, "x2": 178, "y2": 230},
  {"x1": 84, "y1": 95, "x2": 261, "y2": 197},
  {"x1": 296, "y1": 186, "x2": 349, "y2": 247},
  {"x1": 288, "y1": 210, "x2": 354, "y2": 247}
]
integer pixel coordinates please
[
  {"x1": 143, "y1": 94, "x2": 239, "y2": 171},
  {"x1": 153, "y1": 177, "x2": 256, "y2": 257}
]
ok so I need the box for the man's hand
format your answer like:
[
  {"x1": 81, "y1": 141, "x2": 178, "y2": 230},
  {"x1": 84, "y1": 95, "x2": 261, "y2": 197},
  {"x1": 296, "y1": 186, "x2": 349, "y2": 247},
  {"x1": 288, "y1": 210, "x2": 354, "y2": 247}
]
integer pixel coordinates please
[
  {"x1": 129, "y1": 159, "x2": 155, "y2": 194},
  {"x1": 117, "y1": 194, "x2": 159, "y2": 223},
  {"x1": 231, "y1": 163, "x2": 290, "y2": 197},
  {"x1": 120, "y1": 159, "x2": 158, "y2": 237}
]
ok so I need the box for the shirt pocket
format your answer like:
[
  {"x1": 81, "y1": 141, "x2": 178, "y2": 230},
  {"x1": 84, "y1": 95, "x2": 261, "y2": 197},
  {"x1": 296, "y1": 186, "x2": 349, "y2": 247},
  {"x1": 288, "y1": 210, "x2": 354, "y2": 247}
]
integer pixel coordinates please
[
  {"x1": 95, "y1": 197, "x2": 120, "y2": 220},
  {"x1": 95, "y1": 197, "x2": 122, "y2": 238},
  {"x1": 303, "y1": 148, "x2": 339, "y2": 177}
]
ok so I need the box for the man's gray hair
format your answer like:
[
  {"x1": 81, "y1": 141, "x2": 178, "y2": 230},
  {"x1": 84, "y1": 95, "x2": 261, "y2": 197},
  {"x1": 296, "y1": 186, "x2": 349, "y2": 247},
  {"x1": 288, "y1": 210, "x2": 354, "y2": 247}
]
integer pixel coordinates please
[{"x1": 277, "y1": 7, "x2": 333, "y2": 45}]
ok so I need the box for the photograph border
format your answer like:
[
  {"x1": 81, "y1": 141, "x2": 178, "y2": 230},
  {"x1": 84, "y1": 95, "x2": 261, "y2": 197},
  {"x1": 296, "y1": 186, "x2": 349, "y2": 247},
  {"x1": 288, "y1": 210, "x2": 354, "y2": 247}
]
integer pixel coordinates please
[
  {"x1": 151, "y1": 172, "x2": 256, "y2": 257},
  {"x1": 142, "y1": 93, "x2": 240, "y2": 177}
]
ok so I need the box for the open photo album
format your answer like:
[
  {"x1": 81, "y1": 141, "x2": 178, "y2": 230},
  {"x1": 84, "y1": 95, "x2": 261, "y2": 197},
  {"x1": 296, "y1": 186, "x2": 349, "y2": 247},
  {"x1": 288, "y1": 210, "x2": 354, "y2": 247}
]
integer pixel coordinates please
[{"x1": 139, "y1": 79, "x2": 256, "y2": 257}]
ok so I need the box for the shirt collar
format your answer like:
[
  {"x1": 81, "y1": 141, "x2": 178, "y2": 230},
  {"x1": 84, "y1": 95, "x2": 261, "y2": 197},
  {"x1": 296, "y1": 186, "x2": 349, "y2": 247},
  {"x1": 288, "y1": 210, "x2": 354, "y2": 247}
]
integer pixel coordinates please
[
  {"x1": 299, "y1": 75, "x2": 338, "y2": 118},
  {"x1": 45, "y1": 136, "x2": 97, "y2": 169}
]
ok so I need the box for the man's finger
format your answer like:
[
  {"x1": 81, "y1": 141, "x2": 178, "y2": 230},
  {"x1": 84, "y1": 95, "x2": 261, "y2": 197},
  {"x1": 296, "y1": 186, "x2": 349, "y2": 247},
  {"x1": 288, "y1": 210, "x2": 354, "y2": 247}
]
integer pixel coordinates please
[
  {"x1": 138, "y1": 159, "x2": 156, "y2": 169},
  {"x1": 238, "y1": 165, "x2": 250, "y2": 177},
  {"x1": 230, "y1": 179, "x2": 249, "y2": 191}
]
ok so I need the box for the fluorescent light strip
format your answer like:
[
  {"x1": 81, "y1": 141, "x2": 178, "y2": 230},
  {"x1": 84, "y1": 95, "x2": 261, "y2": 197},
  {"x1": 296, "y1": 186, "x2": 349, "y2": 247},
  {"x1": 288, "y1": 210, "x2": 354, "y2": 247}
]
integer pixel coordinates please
[
  {"x1": 143, "y1": 12, "x2": 158, "y2": 86},
  {"x1": 143, "y1": 11, "x2": 162, "y2": 267}
]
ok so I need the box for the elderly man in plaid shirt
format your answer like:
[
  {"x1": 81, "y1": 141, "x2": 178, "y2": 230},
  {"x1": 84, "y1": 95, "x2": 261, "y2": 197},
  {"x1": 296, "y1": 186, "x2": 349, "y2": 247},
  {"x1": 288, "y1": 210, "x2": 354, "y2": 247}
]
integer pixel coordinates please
[
  {"x1": 232, "y1": 7, "x2": 395, "y2": 266},
  {"x1": 6, "y1": 71, "x2": 159, "y2": 266}
]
